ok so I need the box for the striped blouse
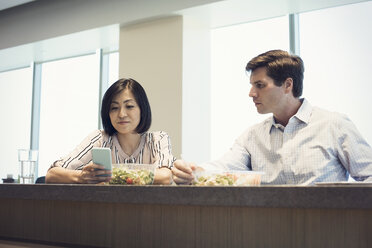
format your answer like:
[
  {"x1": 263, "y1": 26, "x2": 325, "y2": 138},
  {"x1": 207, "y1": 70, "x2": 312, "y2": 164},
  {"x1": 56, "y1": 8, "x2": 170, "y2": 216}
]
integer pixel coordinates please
[{"x1": 50, "y1": 130, "x2": 175, "y2": 170}]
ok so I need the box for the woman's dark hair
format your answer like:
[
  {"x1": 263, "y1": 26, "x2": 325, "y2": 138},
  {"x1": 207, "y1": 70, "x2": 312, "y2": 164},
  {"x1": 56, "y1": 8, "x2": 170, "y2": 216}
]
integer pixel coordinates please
[
  {"x1": 246, "y1": 50, "x2": 304, "y2": 97},
  {"x1": 101, "y1": 78, "x2": 152, "y2": 136}
]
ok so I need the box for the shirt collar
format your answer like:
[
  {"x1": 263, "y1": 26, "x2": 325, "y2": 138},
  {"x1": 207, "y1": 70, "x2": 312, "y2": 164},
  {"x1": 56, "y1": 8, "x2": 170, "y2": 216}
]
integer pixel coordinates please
[
  {"x1": 293, "y1": 98, "x2": 312, "y2": 124},
  {"x1": 267, "y1": 98, "x2": 312, "y2": 132}
]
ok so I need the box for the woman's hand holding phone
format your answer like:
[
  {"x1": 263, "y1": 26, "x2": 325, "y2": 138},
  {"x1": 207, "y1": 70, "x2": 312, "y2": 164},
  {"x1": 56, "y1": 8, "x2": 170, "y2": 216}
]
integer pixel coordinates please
[
  {"x1": 80, "y1": 162, "x2": 112, "y2": 183},
  {"x1": 78, "y1": 148, "x2": 113, "y2": 184}
]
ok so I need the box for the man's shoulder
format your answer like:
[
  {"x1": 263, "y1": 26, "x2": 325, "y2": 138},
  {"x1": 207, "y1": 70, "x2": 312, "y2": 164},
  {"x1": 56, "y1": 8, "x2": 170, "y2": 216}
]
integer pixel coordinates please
[{"x1": 311, "y1": 106, "x2": 348, "y2": 122}]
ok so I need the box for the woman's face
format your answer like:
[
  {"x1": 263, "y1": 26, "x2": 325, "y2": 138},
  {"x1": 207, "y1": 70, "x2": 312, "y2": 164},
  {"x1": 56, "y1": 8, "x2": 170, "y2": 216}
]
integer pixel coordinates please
[{"x1": 109, "y1": 89, "x2": 141, "y2": 135}]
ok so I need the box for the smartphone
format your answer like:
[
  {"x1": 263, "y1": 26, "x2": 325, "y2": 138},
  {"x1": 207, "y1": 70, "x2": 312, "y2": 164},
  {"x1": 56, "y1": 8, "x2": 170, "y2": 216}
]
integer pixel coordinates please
[{"x1": 92, "y1": 147, "x2": 112, "y2": 177}]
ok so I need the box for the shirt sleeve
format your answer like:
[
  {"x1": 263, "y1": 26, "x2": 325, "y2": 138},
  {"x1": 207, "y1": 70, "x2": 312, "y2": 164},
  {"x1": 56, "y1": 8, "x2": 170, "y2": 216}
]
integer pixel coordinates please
[
  {"x1": 200, "y1": 129, "x2": 252, "y2": 171},
  {"x1": 334, "y1": 114, "x2": 372, "y2": 181},
  {"x1": 49, "y1": 130, "x2": 104, "y2": 170},
  {"x1": 151, "y1": 131, "x2": 176, "y2": 168}
]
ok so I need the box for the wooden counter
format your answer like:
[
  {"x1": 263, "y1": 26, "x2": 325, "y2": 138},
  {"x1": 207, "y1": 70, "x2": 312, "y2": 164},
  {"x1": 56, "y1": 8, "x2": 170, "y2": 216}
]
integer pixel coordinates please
[{"x1": 0, "y1": 184, "x2": 371, "y2": 248}]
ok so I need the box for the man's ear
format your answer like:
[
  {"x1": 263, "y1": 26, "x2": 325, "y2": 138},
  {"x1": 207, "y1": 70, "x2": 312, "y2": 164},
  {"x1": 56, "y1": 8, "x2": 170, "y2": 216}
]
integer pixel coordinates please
[{"x1": 284, "y1": 78, "x2": 293, "y2": 93}]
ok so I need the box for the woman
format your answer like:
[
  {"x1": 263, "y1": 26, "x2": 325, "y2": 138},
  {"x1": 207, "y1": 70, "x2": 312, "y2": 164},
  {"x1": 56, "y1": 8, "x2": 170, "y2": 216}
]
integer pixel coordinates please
[{"x1": 46, "y1": 78, "x2": 174, "y2": 184}]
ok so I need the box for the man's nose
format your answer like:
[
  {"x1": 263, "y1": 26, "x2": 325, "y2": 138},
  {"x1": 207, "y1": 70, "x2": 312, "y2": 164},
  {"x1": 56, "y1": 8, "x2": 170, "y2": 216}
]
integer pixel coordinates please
[{"x1": 249, "y1": 87, "x2": 256, "y2": 98}]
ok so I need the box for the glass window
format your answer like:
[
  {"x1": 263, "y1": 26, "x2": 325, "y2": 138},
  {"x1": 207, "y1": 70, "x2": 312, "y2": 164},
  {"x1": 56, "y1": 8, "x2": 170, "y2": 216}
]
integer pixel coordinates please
[
  {"x1": 108, "y1": 52, "x2": 119, "y2": 85},
  {"x1": 38, "y1": 54, "x2": 100, "y2": 176},
  {"x1": 0, "y1": 67, "x2": 32, "y2": 179},
  {"x1": 210, "y1": 16, "x2": 289, "y2": 160},
  {"x1": 300, "y1": 1, "x2": 372, "y2": 146}
]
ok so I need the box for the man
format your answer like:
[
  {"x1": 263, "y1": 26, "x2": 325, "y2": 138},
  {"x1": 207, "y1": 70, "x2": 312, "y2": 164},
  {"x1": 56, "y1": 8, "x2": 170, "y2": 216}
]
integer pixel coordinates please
[{"x1": 172, "y1": 50, "x2": 372, "y2": 185}]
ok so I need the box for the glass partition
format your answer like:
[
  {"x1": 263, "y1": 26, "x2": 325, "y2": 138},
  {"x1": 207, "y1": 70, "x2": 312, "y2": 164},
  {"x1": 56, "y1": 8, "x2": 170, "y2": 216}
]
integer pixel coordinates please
[
  {"x1": 300, "y1": 1, "x2": 372, "y2": 146},
  {"x1": 210, "y1": 15, "x2": 289, "y2": 160},
  {"x1": 0, "y1": 67, "x2": 32, "y2": 180},
  {"x1": 38, "y1": 54, "x2": 100, "y2": 176},
  {"x1": 108, "y1": 52, "x2": 119, "y2": 85}
]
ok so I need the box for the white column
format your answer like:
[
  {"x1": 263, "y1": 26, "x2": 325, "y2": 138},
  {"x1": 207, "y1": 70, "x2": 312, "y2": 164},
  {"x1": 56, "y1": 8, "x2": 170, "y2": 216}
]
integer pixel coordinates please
[
  {"x1": 119, "y1": 15, "x2": 211, "y2": 162},
  {"x1": 119, "y1": 16, "x2": 183, "y2": 158}
]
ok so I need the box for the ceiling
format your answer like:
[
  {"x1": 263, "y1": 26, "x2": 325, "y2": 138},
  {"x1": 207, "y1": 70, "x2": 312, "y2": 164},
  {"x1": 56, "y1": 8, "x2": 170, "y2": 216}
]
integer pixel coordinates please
[
  {"x1": 0, "y1": 0, "x2": 33, "y2": 11},
  {"x1": 0, "y1": 0, "x2": 370, "y2": 72}
]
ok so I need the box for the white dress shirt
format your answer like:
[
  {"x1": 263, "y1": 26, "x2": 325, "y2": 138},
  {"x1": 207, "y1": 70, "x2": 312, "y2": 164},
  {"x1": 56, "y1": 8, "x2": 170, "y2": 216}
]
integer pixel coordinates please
[{"x1": 202, "y1": 99, "x2": 372, "y2": 185}]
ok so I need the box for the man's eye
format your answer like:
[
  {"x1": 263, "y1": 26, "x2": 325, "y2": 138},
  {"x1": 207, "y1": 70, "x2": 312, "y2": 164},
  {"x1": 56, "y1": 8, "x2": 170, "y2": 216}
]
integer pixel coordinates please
[{"x1": 256, "y1": 84, "x2": 265, "y2": 89}]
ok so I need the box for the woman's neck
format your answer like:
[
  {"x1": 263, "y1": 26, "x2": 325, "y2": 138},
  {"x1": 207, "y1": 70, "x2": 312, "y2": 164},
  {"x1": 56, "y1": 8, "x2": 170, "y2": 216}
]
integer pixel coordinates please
[{"x1": 116, "y1": 132, "x2": 141, "y2": 156}]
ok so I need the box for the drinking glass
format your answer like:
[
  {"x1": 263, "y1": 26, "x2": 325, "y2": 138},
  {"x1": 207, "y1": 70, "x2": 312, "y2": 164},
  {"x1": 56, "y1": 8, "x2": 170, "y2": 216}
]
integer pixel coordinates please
[{"x1": 18, "y1": 149, "x2": 38, "y2": 184}]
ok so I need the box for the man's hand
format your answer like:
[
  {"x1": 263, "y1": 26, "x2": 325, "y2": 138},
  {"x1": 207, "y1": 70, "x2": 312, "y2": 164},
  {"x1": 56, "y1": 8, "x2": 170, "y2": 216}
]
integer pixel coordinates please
[{"x1": 171, "y1": 159, "x2": 197, "y2": 185}]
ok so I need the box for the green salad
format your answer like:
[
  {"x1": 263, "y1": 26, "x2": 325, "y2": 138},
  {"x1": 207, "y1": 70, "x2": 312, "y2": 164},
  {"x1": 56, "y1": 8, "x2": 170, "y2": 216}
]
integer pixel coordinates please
[
  {"x1": 110, "y1": 167, "x2": 154, "y2": 185},
  {"x1": 193, "y1": 173, "x2": 237, "y2": 186},
  {"x1": 192, "y1": 171, "x2": 262, "y2": 186}
]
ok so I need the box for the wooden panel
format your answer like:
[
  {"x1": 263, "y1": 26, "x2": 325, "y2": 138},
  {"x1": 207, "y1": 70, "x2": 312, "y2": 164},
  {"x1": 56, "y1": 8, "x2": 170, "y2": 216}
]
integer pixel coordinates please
[
  {"x1": 0, "y1": 239, "x2": 66, "y2": 248},
  {"x1": 0, "y1": 199, "x2": 371, "y2": 248}
]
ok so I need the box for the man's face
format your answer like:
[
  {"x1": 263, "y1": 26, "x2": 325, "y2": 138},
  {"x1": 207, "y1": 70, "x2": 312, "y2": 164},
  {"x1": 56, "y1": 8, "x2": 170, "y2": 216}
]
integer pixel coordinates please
[{"x1": 249, "y1": 67, "x2": 288, "y2": 115}]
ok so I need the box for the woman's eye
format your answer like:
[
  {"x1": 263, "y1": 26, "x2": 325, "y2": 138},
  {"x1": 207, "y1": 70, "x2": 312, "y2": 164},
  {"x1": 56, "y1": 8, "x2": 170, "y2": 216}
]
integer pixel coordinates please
[
  {"x1": 110, "y1": 107, "x2": 118, "y2": 111},
  {"x1": 126, "y1": 105, "x2": 134, "y2": 109}
]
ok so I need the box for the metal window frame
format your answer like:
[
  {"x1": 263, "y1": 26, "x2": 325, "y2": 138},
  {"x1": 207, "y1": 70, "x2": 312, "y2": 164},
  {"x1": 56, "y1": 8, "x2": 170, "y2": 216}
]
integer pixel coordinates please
[
  {"x1": 98, "y1": 49, "x2": 110, "y2": 129},
  {"x1": 30, "y1": 62, "x2": 42, "y2": 179},
  {"x1": 289, "y1": 13, "x2": 300, "y2": 56},
  {"x1": 27, "y1": 50, "x2": 114, "y2": 179}
]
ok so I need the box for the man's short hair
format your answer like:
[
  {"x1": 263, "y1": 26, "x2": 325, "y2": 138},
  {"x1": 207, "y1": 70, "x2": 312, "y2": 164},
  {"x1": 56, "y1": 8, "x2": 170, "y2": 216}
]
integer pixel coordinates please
[
  {"x1": 246, "y1": 50, "x2": 304, "y2": 97},
  {"x1": 101, "y1": 78, "x2": 152, "y2": 136}
]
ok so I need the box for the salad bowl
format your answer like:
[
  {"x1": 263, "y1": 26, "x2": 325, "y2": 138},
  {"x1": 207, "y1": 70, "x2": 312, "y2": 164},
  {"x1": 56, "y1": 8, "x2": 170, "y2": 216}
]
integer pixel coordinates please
[
  {"x1": 109, "y1": 163, "x2": 155, "y2": 185},
  {"x1": 193, "y1": 170, "x2": 264, "y2": 186}
]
